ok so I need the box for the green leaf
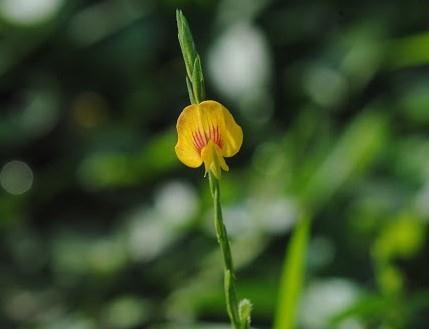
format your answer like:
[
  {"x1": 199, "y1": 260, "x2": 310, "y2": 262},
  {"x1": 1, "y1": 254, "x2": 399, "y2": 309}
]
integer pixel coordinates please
[
  {"x1": 176, "y1": 10, "x2": 206, "y2": 104},
  {"x1": 274, "y1": 213, "x2": 311, "y2": 329},
  {"x1": 300, "y1": 109, "x2": 388, "y2": 211},
  {"x1": 176, "y1": 9, "x2": 197, "y2": 80},
  {"x1": 387, "y1": 32, "x2": 429, "y2": 69},
  {"x1": 192, "y1": 55, "x2": 205, "y2": 103}
]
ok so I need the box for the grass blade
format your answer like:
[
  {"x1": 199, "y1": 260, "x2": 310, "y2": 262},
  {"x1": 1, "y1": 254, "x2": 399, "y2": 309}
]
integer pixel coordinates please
[{"x1": 274, "y1": 213, "x2": 311, "y2": 329}]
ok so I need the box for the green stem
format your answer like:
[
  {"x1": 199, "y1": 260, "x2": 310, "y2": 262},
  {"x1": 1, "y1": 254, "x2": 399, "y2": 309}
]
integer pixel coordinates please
[
  {"x1": 209, "y1": 173, "x2": 241, "y2": 328},
  {"x1": 176, "y1": 10, "x2": 251, "y2": 328}
]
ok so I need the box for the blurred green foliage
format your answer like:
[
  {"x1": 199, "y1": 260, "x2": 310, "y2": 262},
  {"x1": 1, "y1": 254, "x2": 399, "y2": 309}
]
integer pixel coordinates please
[{"x1": 1, "y1": 0, "x2": 429, "y2": 329}]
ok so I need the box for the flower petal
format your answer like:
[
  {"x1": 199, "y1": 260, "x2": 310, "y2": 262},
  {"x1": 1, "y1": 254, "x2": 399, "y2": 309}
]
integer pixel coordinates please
[
  {"x1": 175, "y1": 106, "x2": 203, "y2": 168},
  {"x1": 198, "y1": 101, "x2": 243, "y2": 157},
  {"x1": 201, "y1": 140, "x2": 229, "y2": 178}
]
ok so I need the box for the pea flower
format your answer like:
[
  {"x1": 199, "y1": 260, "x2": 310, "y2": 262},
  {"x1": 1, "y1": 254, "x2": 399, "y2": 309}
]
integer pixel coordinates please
[{"x1": 175, "y1": 100, "x2": 243, "y2": 178}]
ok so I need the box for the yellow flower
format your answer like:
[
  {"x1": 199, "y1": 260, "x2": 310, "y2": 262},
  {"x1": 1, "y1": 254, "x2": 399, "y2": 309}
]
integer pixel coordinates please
[{"x1": 175, "y1": 100, "x2": 243, "y2": 178}]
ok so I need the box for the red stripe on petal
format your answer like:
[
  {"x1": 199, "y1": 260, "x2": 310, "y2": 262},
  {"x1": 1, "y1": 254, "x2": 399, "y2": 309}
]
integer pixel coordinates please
[{"x1": 192, "y1": 125, "x2": 223, "y2": 153}]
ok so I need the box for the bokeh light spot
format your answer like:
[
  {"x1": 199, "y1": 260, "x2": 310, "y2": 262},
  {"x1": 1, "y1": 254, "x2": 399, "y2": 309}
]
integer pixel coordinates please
[
  {"x1": 209, "y1": 23, "x2": 271, "y2": 100},
  {"x1": 0, "y1": 161, "x2": 33, "y2": 195},
  {"x1": 0, "y1": 0, "x2": 63, "y2": 25},
  {"x1": 299, "y1": 279, "x2": 361, "y2": 329},
  {"x1": 154, "y1": 181, "x2": 198, "y2": 226},
  {"x1": 304, "y1": 65, "x2": 347, "y2": 107}
]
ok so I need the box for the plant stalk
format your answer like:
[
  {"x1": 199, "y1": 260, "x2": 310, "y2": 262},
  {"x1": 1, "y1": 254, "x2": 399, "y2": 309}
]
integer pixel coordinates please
[
  {"x1": 209, "y1": 173, "x2": 241, "y2": 329},
  {"x1": 176, "y1": 9, "x2": 251, "y2": 328}
]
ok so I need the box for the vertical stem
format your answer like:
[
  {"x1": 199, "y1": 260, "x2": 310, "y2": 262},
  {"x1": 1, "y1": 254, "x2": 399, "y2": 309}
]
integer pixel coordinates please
[
  {"x1": 209, "y1": 173, "x2": 241, "y2": 329},
  {"x1": 176, "y1": 10, "x2": 250, "y2": 328}
]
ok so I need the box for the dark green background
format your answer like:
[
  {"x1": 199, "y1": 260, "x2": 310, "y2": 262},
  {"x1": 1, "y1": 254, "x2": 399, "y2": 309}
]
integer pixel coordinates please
[{"x1": 1, "y1": 0, "x2": 429, "y2": 328}]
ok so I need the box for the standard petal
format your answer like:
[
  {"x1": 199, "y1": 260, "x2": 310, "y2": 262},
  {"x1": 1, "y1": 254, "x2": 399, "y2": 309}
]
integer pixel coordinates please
[
  {"x1": 175, "y1": 105, "x2": 203, "y2": 168},
  {"x1": 199, "y1": 101, "x2": 243, "y2": 157}
]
